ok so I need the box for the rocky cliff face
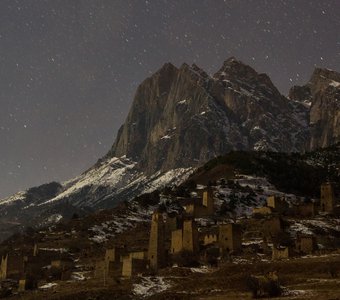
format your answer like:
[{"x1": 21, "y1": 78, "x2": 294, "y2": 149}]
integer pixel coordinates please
[
  {"x1": 289, "y1": 68, "x2": 340, "y2": 150},
  {"x1": 109, "y1": 57, "x2": 312, "y2": 174}
]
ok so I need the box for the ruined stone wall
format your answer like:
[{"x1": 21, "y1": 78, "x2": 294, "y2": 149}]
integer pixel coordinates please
[
  {"x1": 296, "y1": 236, "x2": 316, "y2": 254},
  {"x1": 272, "y1": 247, "x2": 289, "y2": 260},
  {"x1": 0, "y1": 254, "x2": 24, "y2": 280},
  {"x1": 203, "y1": 234, "x2": 217, "y2": 245},
  {"x1": 122, "y1": 257, "x2": 148, "y2": 278},
  {"x1": 107, "y1": 261, "x2": 122, "y2": 278},
  {"x1": 129, "y1": 251, "x2": 147, "y2": 260},
  {"x1": 262, "y1": 217, "x2": 282, "y2": 238},
  {"x1": 267, "y1": 196, "x2": 288, "y2": 213},
  {"x1": 253, "y1": 207, "x2": 273, "y2": 216},
  {"x1": 294, "y1": 202, "x2": 315, "y2": 217}
]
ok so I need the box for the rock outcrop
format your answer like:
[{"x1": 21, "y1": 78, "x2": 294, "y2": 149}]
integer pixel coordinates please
[{"x1": 289, "y1": 68, "x2": 340, "y2": 149}]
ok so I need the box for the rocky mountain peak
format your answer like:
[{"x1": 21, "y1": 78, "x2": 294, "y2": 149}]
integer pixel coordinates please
[
  {"x1": 308, "y1": 67, "x2": 340, "y2": 95},
  {"x1": 108, "y1": 57, "x2": 329, "y2": 174},
  {"x1": 288, "y1": 67, "x2": 340, "y2": 150},
  {"x1": 214, "y1": 57, "x2": 256, "y2": 80},
  {"x1": 289, "y1": 68, "x2": 340, "y2": 102},
  {"x1": 214, "y1": 57, "x2": 280, "y2": 98},
  {"x1": 310, "y1": 67, "x2": 340, "y2": 85}
]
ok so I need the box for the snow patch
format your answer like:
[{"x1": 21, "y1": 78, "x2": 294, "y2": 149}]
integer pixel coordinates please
[
  {"x1": 39, "y1": 283, "x2": 58, "y2": 289},
  {"x1": 46, "y1": 214, "x2": 63, "y2": 223},
  {"x1": 39, "y1": 247, "x2": 68, "y2": 253},
  {"x1": 177, "y1": 99, "x2": 188, "y2": 104},
  {"x1": 132, "y1": 276, "x2": 171, "y2": 298},
  {"x1": 71, "y1": 271, "x2": 88, "y2": 281},
  {"x1": 329, "y1": 80, "x2": 340, "y2": 87},
  {"x1": 190, "y1": 266, "x2": 211, "y2": 273}
]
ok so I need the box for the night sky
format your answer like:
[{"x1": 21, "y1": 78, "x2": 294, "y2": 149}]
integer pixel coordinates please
[{"x1": 0, "y1": 0, "x2": 339, "y2": 199}]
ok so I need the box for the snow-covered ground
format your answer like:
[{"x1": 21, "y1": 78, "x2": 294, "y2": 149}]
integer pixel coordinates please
[
  {"x1": 88, "y1": 203, "x2": 156, "y2": 243},
  {"x1": 214, "y1": 175, "x2": 282, "y2": 216},
  {"x1": 39, "y1": 282, "x2": 58, "y2": 289},
  {"x1": 289, "y1": 218, "x2": 340, "y2": 237},
  {"x1": 132, "y1": 276, "x2": 171, "y2": 298},
  {"x1": 190, "y1": 266, "x2": 211, "y2": 273}
]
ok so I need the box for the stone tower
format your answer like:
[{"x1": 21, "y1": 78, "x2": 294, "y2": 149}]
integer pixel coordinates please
[
  {"x1": 202, "y1": 188, "x2": 214, "y2": 215},
  {"x1": 148, "y1": 212, "x2": 165, "y2": 271},
  {"x1": 33, "y1": 244, "x2": 39, "y2": 257},
  {"x1": 182, "y1": 220, "x2": 199, "y2": 253},
  {"x1": 320, "y1": 182, "x2": 335, "y2": 213},
  {"x1": 0, "y1": 254, "x2": 8, "y2": 280},
  {"x1": 218, "y1": 223, "x2": 242, "y2": 253}
]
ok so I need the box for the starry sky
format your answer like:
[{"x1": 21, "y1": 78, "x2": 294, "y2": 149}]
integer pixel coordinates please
[{"x1": 0, "y1": 0, "x2": 339, "y2": 199}]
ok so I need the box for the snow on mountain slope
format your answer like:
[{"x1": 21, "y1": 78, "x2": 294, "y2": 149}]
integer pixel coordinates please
[
  {"x1": 0, "y1": 155, "x2": 193, "y2": 212},
  {"x1": 0, "y1": 191, "x2": 26, "y2": 206},
  {"x1": 0, "y1": 155, "x2": 193, "y2": 241},
  {"x1": 38, "y1": 156, "x2": 193, "y2": 208}
]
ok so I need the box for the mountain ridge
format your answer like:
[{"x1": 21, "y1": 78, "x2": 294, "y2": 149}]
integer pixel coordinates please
[{"x1": 0, "y1": 57, "x2": 339, "y2": 241}]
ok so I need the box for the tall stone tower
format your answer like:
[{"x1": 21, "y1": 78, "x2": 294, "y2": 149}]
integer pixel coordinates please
[
  {"x1": 148, "y1": 212, "x2": 165, "y2": 271},
  {"x1": 320, "y1": 182, "x2": 335, "y2": 213},
  {"x1": 182, "y1": 220, "x2": 199, "y2": 253},
  {"x1": 218, "y1": 223, "x2": 242, "y2": 253},
  {"x1": 33, "y1": 244, "x2": 39, "y2": 257},
  {"x1": 202, "y1": 188, "x2": 214, "y2": 215},
  {"x1": 0, "y1": 254, "x2": 8, "y2": 280}
]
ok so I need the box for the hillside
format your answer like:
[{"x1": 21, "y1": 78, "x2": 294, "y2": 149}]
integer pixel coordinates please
[
  {"x1": 0, "y1": 58, "x2": 338, "y2": 242},
  {"x1": 184, "y1": 143, "x2": 340, "y2": 198},
  {"x1": 0, "y1": 146, "x2": 339, "y2": 299}
]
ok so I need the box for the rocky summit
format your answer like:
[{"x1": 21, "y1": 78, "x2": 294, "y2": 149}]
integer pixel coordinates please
[
  {"x1": 289, "y1": 67, "x2": 340, "y2": 150},
  {"x1": 109, "y1": 57, "x2": 339, "y2": 174}
]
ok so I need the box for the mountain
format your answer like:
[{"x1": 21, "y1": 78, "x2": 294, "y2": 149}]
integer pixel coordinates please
[
  {"x1": 109, "y1": 57, "x2": 310, "y2": 174},
  {"x1": 0, "y1": 156, "x2": 191, "y2": 240},
  {"x1": 289, "y1": 68, "x2": 340, "y2": 149},
  {"x1": 0, "y1": 58, "x2": 339, "y2": 240}
]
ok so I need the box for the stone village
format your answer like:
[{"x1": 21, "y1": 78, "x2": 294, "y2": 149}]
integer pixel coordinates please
[
  {"x1": 93, "y1": 182, "x2": 339, "y2": 279},
  {"x1": 0, "y1": 181, "x2": 338, "y2": 295}
]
